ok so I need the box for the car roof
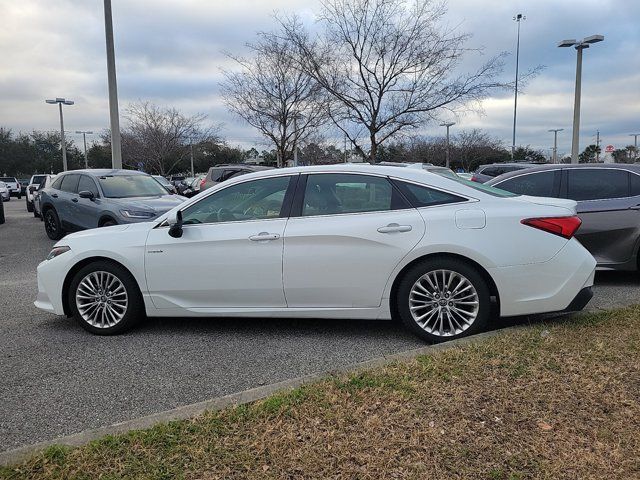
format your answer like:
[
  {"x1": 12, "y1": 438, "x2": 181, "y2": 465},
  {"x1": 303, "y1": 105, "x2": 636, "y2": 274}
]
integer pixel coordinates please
[
  {"x1": 58, "y1": 169, "x2": 150, "y2": 177},
  {"x1": 487, "y1": 162, "x2": 640, "y2": 184}
]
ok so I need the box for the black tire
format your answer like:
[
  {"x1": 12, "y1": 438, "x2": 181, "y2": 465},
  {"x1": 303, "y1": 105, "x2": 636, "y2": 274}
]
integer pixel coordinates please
[
  {"x1": 0, "y1": 201, "x2": 5, "y2": 225},
  {"x1": 68, "y1": 260, "x2": 145, "y2": 335},
  {"x1": 43, "y1": 208, "x2": 65, "y2": 240},
  {"x1": 395, "y1": 257, "x2": 491, "y2": 343},
  {"x1": 26, "y1": 199, "x2": 34, "y2": 212},
  {"x1": 101, "y1": 219, "x2": 117, "y2": 227}
]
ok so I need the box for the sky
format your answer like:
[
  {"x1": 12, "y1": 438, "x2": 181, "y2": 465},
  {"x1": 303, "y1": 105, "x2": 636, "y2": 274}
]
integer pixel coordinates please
[{"x1": 0, "y1": 0, "x2": 638, "y2": 158}]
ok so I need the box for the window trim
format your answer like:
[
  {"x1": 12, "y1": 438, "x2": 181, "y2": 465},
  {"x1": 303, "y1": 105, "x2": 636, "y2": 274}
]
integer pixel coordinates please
[
  {"x1": 492, "y1": 169, "x2": 562, "y2": 198},
  {"x1": 562, "y1": 167, "x2": 634, "y2": 202},
  {"x1": 290, "y1": 172, "x2": 412, "y2": 219},
  {"x1": 177, "y1": 174, "x2": 298, "y2": 228}
]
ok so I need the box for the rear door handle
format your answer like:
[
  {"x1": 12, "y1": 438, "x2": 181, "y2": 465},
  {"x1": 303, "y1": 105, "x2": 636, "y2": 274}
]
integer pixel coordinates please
[
  {"x1": 377, "y1": 223, "x2": 412, "y2": 233},
  {"x1": 71, "y1": 197, "x2": 78, "y2": 203},
  {"x1": 249, "y1": 232, "x2": 280, "y2": 241},
  {"x1": 51, "y1": 193, "x2": 58, "y2": 198}
]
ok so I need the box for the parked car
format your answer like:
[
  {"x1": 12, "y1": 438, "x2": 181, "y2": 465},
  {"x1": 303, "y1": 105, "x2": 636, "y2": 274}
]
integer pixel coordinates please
[
  {"x1": 35, "y1": 164, "x2": 595, "y2": 342},
  {"x1": 200, "y1": 164, "x2": 273, "y2": 191},
  {"x1": 33, "y1": 174, "x2": 56, "y2": 219},
  {"x1": 487, "y1": 163, "x2": 640, "y2": 271},
  {"x1": 176, "y1": 177, "x2": 195, "y2": 195},
  {"x1": 38, "y1": 169, "x2": 187, "y2": 240},
  {"x1": 181, "y1": 174, "x2": 206, "y2": 198},
  {"x1": 25, "y1": 174, "x2": 48, "y2": 212},
  {"x1": 169, "y1": 175, "x2": 186, "y2": 188},
  {"x1": 0, "y1": 181, "x2": 9, "y2": 201},
  {"x1": 0, "y1": 192, "x2": 4, "y2": 224},
  {"x1": 18, "y1": 179, "x2": 29, "y2": 196},
  {"x1": 152, "y1": 175, "x2": 178, "y2": 194},
  {"x1": 471, "y1": 163, "x2": 546, "y2": 183},
  {"x1": 0, "y1": 177, "x2": 21, "y2": 198},
  {"x1": 457, "y1": 172, "x2": 474, "y2": 181}
]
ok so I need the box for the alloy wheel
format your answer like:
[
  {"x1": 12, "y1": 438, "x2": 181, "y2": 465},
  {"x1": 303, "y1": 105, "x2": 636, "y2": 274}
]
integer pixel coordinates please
[
  {"x1": 408, "y1": 269, "x2": 479, "y2": 337},
  {"x1": 75, "y1": 271, "x2": 128, "y2": 328}
]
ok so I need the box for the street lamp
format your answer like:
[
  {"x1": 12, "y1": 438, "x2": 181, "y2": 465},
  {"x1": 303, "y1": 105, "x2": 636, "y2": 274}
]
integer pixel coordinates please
[
  {"x1": 75, "y1": 131, "x2": 94, "y2": 168},
  {"x1": 558, "y1": 34, "x2": 604, "y2": 164},
  {"x1": 511, "y1": 13, "x2": 526, "y2": 159},
  {"x1": 45, "y1": 98, "x2": 74, "y2": 171},
  {"x1": 104, "y1": 0, "x2": 122, "y2": 169},
  {"x1": 440, "y1": 122, "x2": 455, "y2": 168},
  {"x1": 630, "y1": 133, "x2": 640, "y2": 161},
  {"x1": 548, "y1": 128, "x2": 563, "y2": 163}
]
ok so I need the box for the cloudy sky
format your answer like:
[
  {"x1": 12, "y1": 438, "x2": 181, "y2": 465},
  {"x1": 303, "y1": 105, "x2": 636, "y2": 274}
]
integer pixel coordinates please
[{"x1": 1, "y1": 0, "x2": 638, "y2": 158}]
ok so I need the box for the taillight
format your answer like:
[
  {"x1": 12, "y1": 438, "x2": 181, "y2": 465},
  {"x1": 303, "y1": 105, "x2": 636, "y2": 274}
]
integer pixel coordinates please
[
  {"x1": 521, "y1": 216, "x2": 582, "y2": 239},
  {"x1": 200, "y1": 178, "x2": 206, "y2": 189},
  {"x1": 470, "y1": 175, "x2": 480, "y2": 182}
]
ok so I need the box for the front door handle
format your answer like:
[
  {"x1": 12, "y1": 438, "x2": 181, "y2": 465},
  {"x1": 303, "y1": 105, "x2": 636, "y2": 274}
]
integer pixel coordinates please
[
  {"x1": 51, "y1": 193, "x2": 58, "y2": 198},
  {"x1": 71, "y1": 197, "x2": 78, "y2": 203},
  {"x1": 249, "y1": 232, "x2": 280, "y2": 241},
  {"x1": 629, "y1": 204, "x2": 640, "y2": 210},
  {"x1": 377, "y1": 223, "x2": 412, "y2": 233}
]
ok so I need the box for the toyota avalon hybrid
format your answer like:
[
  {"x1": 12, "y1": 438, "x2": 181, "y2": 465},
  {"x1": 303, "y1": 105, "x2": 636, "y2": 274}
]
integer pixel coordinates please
[{"x1": 35, "y1": 164, "x2": 596, "y2": 342}]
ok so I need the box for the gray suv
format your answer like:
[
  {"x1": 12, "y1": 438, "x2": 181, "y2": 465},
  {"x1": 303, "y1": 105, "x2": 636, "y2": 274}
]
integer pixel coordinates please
[
  {"x1": 201, "y1": 164, "x2": 273, "y2": 192},
  {"x1": 487, "y1": 163, "x2": 640, "y2": 271},
  {"x1": 39, "y1": 169, "x2": 186, "y2": 240}
]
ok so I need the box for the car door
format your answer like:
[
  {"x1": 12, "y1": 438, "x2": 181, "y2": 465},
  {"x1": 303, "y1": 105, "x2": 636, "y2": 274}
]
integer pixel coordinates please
[
  {"x1": 145, "y1": 174, "x2": 296, "y2": 310},
  {"x1": 75, "y1": 175, "x2": 101, "y2": 229},
  {"x1": 563, "y1": 168, "x2": 639, "y2": 265},
  {"x1": 56, "y1": 174, "x2": 80, "y2": 229},
  {"x1": 282, "y1": 173, "x2": 425, "y2": 308}
]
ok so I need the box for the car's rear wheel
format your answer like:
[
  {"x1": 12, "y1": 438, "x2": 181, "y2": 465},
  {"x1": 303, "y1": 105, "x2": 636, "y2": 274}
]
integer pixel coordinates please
[
  {"x1": 68, "y1": 261, "x2": 144, "y2": 335},
  {"x1": 396, "y1": 258, "x2": 491, "y2": 343},
  {"x1": 44, "y1": 208, "x2": 64, "y2": 240},
  {"x1": 26, "y1": 199, "x2": 33, "y2": 212}
]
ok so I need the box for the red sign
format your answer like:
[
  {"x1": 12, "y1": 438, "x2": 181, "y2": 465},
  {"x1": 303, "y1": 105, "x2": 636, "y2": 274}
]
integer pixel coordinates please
[{"x1": 605, "y1": 144, "x2": 615, "y2": 153}]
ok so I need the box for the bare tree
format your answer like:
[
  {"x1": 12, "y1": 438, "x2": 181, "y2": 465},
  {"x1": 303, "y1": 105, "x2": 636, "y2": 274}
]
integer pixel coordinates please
[
  {"x1": 122, "y1": 102, "x2": 220, "y2": 175},
  {"x1": 221, "y1": 32, "x2": 328, "y2": 167},
  {"x1": 280, "y1": 0, "x2": 511, "y2": 162}
]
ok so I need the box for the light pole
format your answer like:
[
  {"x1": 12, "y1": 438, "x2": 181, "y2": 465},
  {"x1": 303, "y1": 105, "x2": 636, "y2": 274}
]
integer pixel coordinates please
[
  {"x1": 511, "y1": 13, "x2": 525, "y2": 159},
  {"x1": 189, "y1": 141, "x2": 195, "y2": 177},
  {"x1": 548, "y1": 128, "x2": 563, "y2": 163},
  {"x1": 440, "y1": 122, "x2": 455, "y2": 168},
  {"x1": 75, "y1": 131, "x2": 94, "y2": 168},
  {"x1": 104, "y1": 0, "x2": 122, "y2": 169},
  {"x1": 631, "y1": 133, "x2": 640, "y2": 161},
  {"x1": 558, "y1": 34, "x2": 604, "y2": 164},
  {"x1": 45, "y1": 98, "x2": 74, "y2": 171},
  {"x1": 595, "y1": 130, "x2": 601, "y2": 162}
]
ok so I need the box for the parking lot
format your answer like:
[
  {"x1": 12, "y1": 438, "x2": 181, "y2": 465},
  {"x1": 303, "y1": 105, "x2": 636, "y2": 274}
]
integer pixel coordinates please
[{"x1": 1, "y1": 198, "x2": 639, "y2": 453}]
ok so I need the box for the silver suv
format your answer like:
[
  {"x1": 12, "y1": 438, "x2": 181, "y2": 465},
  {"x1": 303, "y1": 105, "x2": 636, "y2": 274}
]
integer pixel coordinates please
[{"x1": 201, "y1": 164, "x2": 273, "y2": 192}]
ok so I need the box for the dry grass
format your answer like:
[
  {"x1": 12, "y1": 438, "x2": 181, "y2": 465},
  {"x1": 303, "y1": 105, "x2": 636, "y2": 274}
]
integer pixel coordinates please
[{"x1": 2, "y1": 307, "x2": 639, "y2": 480}]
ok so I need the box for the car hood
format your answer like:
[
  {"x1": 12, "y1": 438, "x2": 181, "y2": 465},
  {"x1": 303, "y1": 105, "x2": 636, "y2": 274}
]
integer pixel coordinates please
[{"x1": 107, "y1": 195, "x2": 187, "y2": 214}]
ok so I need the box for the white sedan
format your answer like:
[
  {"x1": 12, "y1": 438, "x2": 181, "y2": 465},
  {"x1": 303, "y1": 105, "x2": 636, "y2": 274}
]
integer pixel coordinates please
[{"x1": 35, "y1": 164, "x2": 596, "y2": 343}]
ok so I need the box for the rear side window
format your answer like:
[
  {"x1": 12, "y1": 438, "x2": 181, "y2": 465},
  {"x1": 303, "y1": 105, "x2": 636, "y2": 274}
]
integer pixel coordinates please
[
  {"x1": 220, "y1": 169, "x2": 242, "y2": 182},
  {"x1": 51, "y1": 177, "x2": 63, "y2": 190},
  {"x1": 395, "y1": 181, "x2": 466, "y2": 207},
  {"x1": 631, "y1": 173, "x2": 640, "y2": 196},
  {"x1": 59, "y1": 174, "x2": 80, "y2": 193},
  {"x1": 496, "y1": 171, "x2": 557, "y2": 197},
  {"x1": 209, "y1": 168, "x2": 225, "y2": 182},
  {"x1": 567, "y1": 169, "x2": 629, "y2": 201},
  {"x1": 78, "y1": 175, "x2": 99, "y2": 197}
]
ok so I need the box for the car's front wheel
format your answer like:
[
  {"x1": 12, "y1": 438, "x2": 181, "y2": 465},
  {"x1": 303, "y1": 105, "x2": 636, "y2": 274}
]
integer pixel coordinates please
[
  {"x1": 68, "y1": 261, "x2": 144, "y2": 335},
  {"x1": 395, "y1": 258, "x2": 491, "y2": 343},
  {"x1": 44, "y1": 208, "x2": 64, "y2": 240}
]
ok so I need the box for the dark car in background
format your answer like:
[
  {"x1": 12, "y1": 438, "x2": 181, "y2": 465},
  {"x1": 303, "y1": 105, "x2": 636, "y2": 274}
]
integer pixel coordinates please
[
  {"x1": 200, "y1": 164, "x2": 273, "y2": 192},
  {"x1": 471, "y1": 163, "x2": 545, "y2": 183},
  {"x1": 39, "y1": 169, "x2": 187, "y2": 240},
  {"x1": 153, "y1": 175, "x2": 178, "y2": 194},
  {"x1": 181, "y1": 173, "x2": 206, "y2": 198},
  {"x1": 487, "y1": 163, "x2": 640, "y2": 271}
]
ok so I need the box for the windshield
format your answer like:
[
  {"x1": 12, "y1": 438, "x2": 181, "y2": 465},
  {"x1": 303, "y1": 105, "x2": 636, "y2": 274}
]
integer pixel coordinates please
[
  {"x1": 153, "y1": 176, "x2": 171, "y2": 186},
  {"x1": 98, "y1": 175, "x2": 168, "y2": 198},
  {"x1": 31, "y1": 175, "x2": 46, "y2": 184},
  {"x1": 450, "y1": 177, "x2": 519, "y2": 198}
]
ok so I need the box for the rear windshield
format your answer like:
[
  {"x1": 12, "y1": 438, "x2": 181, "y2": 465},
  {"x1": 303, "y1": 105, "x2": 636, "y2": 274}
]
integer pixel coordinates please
[
  {"x1": 0, "y1": 177, "x2": 16, "y2": 182},
  {"x1": 98, "y1": 175, "x2": 168, "y2": 198},
  {"x1": 450, "y1": 177, "x2": 519, "y2": 198},
  {"x1": 31, "y1": 175, "x2": 47, "y2": 184}
]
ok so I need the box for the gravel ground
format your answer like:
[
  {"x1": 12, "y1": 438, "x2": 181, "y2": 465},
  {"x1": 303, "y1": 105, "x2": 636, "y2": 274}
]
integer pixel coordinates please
[{"x1": 1, "y1": 199, "x2": 638, "y2": 452}]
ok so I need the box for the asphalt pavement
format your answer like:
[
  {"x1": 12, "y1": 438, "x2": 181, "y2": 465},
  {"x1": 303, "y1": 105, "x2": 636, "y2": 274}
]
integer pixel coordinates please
[{"x1": 1, "y1": 199, "x2": 638, "y2": 453}]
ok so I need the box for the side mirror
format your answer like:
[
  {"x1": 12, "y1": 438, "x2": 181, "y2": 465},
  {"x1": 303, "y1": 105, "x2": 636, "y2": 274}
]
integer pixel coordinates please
[
  {"x1": 78, "y1": 190, "x2": 95, "y2": 200},
  {"x1": 168, "y1": 209, "x2": 183, "y2": 238}
]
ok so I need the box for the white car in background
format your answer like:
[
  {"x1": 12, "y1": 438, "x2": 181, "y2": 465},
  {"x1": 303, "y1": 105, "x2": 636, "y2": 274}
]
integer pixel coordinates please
[
  {"x1": 0, "y1": 177, "x2": 21, "y2": 198},
  {"x1": 25, "y1": 174, "x2": 48, "y2": 212},
  {"x1": 35, "y1": 164, "x2": 596, "y2": 343},
  {"x1": 0, "y1": 181, "x2": 9, "y2": 202},
  {"x1": 33, "y1": 174, "x2": 56, "y2": 219}
]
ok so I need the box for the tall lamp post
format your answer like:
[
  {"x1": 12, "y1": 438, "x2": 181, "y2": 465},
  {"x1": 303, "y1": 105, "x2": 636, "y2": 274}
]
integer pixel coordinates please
[
  {"x1": 440, "y1": 122, "x2": 455, "y2": 168},
  {"x1": 104, "y1": 0, "x2": 122, "y2": 169},
  {"x1": 511, "y1": 13, "x2": 525, "y2": 159},
  {"x1": 558, "y1": 34, "x2": 604, "y2": 164},
  {"x1": 548, "y1": 128, "x2": 563, "y2": 163},
  {"x1": 75, "y1": 131, "x2": 94, "y2": 168},
  {"x1": 630, "y1": 133, "x2": 640, "y2": 161},
  {"x1": 45, "y1": 98, "x2": 74, "y2": 171}
]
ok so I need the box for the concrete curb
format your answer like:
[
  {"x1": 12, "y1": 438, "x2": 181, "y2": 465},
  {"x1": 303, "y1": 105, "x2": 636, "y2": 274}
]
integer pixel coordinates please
[{"x1": 0, "y1": 326, "x2": 517, "y2": 466}]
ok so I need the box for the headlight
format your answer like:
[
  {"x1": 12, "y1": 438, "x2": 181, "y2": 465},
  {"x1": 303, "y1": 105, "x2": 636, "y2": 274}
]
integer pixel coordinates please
[
  {"x1": 47, "y1": 246, "x2": 70, "y2": 260},
  {"x1": 120, "y1": 209, "x2": 156, "y2": 219}
]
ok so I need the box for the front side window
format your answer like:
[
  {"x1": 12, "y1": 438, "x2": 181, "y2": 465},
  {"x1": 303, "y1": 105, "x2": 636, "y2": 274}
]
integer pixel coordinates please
[
  {"x1": 496, "y1": 171, "x2": 557, "y2": 197},
  {"x1": 630, "y1": 173, "x2": 640, "y2": 196},
  {"x1": 78, "y1": 175, "x2": 99, "y2": 197},
  {"x1": 98, "y1": 175, "x2": 168, "y2": 198},
  {"x1": 181, "y1": 175, "x2": 291, "y2": 225},
  {"x1": 567, "y1": 169, "x2": 629, "y2": 201},
  {"x1": 59, "y1": 174, "x2": 79, "y2": 193},
  {"x1": 302, "y1": 174, "x2": 405, "y2": 216}
]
